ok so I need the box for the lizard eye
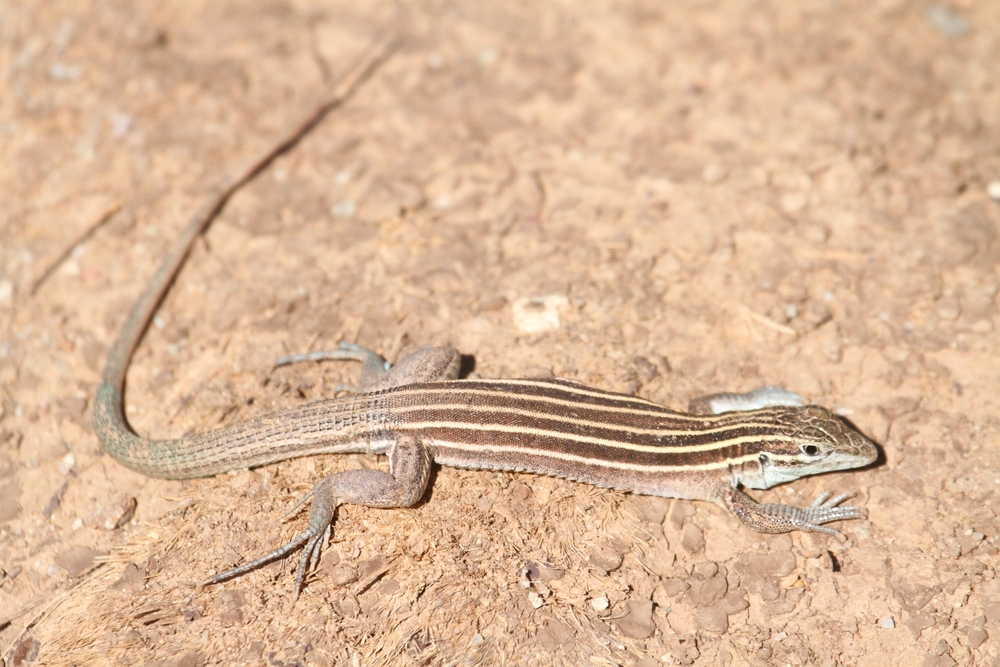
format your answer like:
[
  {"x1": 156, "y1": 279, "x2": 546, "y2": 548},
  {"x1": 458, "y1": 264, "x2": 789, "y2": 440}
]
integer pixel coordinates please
[
  {"x1": 758, "y1": 453, "x2": 769, "y2": 466},
  {"x1": 800, "y1": 444, "x2": 820, "y2": 456}
]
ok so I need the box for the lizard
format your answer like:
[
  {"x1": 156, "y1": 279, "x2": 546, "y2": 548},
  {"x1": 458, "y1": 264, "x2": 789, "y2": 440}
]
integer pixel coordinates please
[
  {"x1": 92, "y1": 52, "x2": 878, "y2": 594},
  {"x1": 93, "y1": 209, "x2": 879, "y2": 595}
]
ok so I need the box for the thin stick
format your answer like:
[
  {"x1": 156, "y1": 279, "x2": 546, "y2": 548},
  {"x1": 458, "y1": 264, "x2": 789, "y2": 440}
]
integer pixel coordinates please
[
  {"x1": 30, "y1": 200, "x2": 123, "y2": 296},
  {"x1": 740, "y1": 305, "x2": 798, "y2": 336},
  {"x1": 99, "y1": 36, "x2": 398, "y2": 394}
]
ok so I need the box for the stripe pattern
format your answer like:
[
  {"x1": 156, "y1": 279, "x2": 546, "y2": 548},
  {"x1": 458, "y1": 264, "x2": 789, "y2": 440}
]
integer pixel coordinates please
[
  {"x1": 363, "y1": 378, "x2": 807, "y2": 483},
  {"x1": 97, "y1": 376, "x2": 822, "y2": 487}
]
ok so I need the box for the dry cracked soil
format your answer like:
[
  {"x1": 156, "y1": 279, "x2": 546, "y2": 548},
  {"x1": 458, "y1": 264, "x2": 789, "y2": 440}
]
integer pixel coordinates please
[{"x1": 2, "y1": 1, "x2": 1000, "y2": 666}]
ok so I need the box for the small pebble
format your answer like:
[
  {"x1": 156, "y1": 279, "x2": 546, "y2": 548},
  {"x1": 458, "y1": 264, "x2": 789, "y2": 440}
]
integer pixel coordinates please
[
  {"x1": 85, "y1": 496, "x2": 138, "y2": 530},
  {"x1": 477, "y1": 47, "x2": 499, "y2": 67},
  {"x1": 527, "y1": 591, "x2": 544, "y2": 609},
  {"x1": 879, "y1": 617, "x2": 895, "y2": 629},
  {"x1": 60, "y1": 259, "x2": 81, "y2": 277},
  {"x1": 111, "y1": 112, "x2": 133, "y2": 137},
  {"x1": 511, "y1": 295, "x2": 568, "y2": 334},
  {"x1": 701, "y1": 164, "x2": 728, "y2": 184},
  {"x1": 48, "y1": 62, "x2": 82, "y2": 80},
  {"x1": 58, "y1": 453, "x2": 76, "y2": 475},
  {"x1": 590, "y1": 595, "x2": 610, "y2": 611},
  {"x1": 331, "y1": 201, "x2": 356, "y2": 218},
  {"x1": 925, "y1": 4, "x2": 968, "y2": 37},
  {"x1": 988, "y1": 181, "x2": 1000, "y2": 202},
  {"x1": 780, "y1": 192, "x2": 808, "y2": 214}
]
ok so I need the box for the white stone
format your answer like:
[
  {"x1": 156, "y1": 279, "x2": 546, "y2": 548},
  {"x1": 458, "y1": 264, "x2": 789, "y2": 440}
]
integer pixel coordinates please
[
  {"x1": 987, "y1": 181, "x2": 1000, "y2": 201},
  {"x1": 590, "y1": 595, "x2": 610, "y2": 611},
  {"x1": 511, "y1": 295, "x2": 569, "y2": 333}
]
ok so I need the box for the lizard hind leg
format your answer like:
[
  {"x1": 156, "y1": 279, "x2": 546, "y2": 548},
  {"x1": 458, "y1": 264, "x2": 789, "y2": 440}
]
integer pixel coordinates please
[
  {"x1": 719, "y1": 486, "x2": 867, "y2": 538},
  {"x1": 274, "y1": 342, "x2": 460, "y2": 392},
  {"x1": 204, "y1": 435, "x2": 434, "y2": 595},
  {"x1": 688, "y1": 385, "x2": 806, "y2": 415}
]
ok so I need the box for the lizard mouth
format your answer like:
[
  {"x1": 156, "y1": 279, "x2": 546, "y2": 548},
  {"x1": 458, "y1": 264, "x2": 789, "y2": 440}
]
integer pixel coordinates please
[{"x1": 840, "y1": 420, "x2": 880, "y2": 467}]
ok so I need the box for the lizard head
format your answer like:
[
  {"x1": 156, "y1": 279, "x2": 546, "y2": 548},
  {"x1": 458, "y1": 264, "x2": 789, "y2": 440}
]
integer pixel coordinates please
[{"x1": 740, "y1": 405, "x2": 879, "y2": 490}]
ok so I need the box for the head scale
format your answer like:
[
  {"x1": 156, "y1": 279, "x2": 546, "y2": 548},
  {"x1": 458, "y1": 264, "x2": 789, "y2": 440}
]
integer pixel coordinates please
[{"x1": 739, "y1": 405, "x2": 878, "y2": 490}]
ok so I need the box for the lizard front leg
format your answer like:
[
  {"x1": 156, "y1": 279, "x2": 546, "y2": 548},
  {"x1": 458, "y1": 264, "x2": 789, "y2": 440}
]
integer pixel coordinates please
[
  {"x1": 689, "y1": 385, "x2": 871, "y2": 537},
  {"x1": 206, "y1": 434, "x2": 433, "y2": 593},
  {"x1": 718, "y1": 486, "x2": 867, "y2": 538}
]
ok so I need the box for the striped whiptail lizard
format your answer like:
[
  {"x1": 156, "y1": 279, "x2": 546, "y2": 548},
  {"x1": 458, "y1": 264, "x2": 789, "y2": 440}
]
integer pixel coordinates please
[
  {"x1": 94, "y1": 241, "x2": 878, "y2": 593},
  {"x1": 92, "y1": 58, "x2": 878, "y2": 592}
]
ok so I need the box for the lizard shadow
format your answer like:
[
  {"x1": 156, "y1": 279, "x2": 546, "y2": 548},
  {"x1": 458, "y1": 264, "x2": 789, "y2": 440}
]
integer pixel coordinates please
[{"x1": 458, "y1": 354, "x2": 477, "y2": 379}]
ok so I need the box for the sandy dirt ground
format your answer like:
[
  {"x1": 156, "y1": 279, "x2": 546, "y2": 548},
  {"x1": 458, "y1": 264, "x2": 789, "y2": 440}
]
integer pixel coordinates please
[{"x1": 2, "y1": 1, "x2": 1000, "y2": 665}]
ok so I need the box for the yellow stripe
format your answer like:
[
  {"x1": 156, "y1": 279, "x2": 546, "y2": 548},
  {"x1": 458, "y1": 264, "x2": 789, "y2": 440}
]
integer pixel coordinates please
[
  {"x1": 433, "y1": 440, "x2": 799, "y2": 473},
  {"x1": 380, "y1": 401, "x2": 787, "y2": 445},
  {"x1": 384, "y1": 382, "x2": 778, "y2": 423},
  {"x1": 396, "y1": 420, "x2": 792, "y2": 454},
  {"x1": 478, "y1": 378, "x2": 665, "y2": 405}
]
